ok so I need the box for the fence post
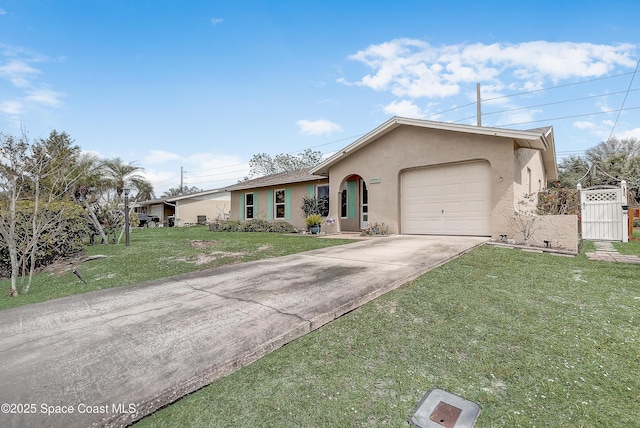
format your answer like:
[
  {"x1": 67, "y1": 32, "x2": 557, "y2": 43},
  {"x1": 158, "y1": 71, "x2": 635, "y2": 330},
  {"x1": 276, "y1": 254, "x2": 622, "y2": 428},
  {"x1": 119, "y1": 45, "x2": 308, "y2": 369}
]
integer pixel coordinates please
[
  {"x1": 577, "y1": 183, "x2": 583, "y2": 238},
  {"x1": 621, "y1": 180, "x2": 629, "y2": 243}
]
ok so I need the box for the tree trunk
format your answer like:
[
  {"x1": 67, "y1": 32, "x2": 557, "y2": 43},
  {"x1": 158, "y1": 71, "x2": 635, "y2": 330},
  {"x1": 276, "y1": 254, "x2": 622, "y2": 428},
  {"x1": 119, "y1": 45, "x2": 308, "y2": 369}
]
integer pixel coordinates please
[
  {"x1": 7, "y1": 188, "x2": 19, "y2": 296},
  {"x1": 86, "y1": 201, "x2": 109, "y2": 244}
]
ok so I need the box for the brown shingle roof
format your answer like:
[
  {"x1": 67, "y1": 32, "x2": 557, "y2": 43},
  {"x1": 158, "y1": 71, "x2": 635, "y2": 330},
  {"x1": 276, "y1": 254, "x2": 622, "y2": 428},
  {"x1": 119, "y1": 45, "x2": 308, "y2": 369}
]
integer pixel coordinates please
[{"x1": 224, "y1": 168, "x2": 327, "y2": 191}]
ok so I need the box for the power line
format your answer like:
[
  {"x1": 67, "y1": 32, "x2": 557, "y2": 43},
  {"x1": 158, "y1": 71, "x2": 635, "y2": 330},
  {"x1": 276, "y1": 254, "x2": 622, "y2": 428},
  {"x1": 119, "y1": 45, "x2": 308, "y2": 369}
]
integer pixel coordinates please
[
  {"x1": 482, "y1": 71, "x2": 636, "y2": 103},
  {"x1": 424, "y1": 71, "x2": 638, "y2": 119},
  {"x1": 607, "y1": 59, "x2": 640, "y2": 141},
  {"x1": 155, "y1": 71, "x2": 640, "y2": 188},
  {"x1": 494, "y1": 105, "x2": 640, "y2": 128},
  {"x1": 481, "y1": 88, "x2": 639, "y2": 118}
]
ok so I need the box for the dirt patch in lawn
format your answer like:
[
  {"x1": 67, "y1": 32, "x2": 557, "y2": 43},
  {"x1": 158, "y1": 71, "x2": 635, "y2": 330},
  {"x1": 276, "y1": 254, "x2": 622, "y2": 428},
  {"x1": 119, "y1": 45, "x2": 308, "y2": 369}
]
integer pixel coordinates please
[
  {"x1": 174, "y1": 251, "x2": 247, "y2": 266},
  {"x1": 42, "y1": 254, "x2": 109, "y2": 277},
  {"x1": 188, "y1": 240, "x2": 218, "y2": 249}
]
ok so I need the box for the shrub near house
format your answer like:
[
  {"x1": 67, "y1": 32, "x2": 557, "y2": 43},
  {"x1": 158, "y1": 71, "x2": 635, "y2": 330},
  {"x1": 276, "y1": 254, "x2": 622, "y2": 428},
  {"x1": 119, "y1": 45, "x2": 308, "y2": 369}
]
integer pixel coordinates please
[{"x1": 0, "y1": 201, "x2": 88, "y2": 279}]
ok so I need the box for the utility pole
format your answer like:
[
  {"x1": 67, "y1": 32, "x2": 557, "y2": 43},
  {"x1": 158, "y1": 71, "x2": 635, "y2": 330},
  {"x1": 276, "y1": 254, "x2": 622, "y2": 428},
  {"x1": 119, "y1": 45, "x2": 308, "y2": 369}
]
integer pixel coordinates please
[
  {"x1": 180, "y1": 166, "x2": 184, "y2": 194},
  {"x1": 476, "y1": 83, "x2": 482, "y2": 126}
]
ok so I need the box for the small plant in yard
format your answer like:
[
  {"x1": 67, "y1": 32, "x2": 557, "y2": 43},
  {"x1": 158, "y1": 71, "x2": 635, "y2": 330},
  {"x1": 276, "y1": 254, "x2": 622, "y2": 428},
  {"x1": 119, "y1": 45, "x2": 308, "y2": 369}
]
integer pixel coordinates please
[
  {"x1": 304, "y1": 214, "x2": 323, "y2": 227},
  {"x1": 360, "y1": 221, "x2": 389, "y2": 236},
  {"x1": 300, "y1": 195, "x2": 327, "y2": 218}
]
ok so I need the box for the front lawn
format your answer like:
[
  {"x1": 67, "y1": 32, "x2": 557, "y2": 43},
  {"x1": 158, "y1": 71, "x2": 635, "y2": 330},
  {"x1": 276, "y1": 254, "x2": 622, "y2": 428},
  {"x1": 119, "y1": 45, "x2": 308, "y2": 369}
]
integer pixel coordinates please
[
  {"x1": 614, "y1": 239, "x2": 640, "y2": 255},
  {"x1": 137, "y1": 244, "x2": 640, "y2": 427},
  {"x1": 0, "y1": 227, "x2": 354, "y2": 311}
]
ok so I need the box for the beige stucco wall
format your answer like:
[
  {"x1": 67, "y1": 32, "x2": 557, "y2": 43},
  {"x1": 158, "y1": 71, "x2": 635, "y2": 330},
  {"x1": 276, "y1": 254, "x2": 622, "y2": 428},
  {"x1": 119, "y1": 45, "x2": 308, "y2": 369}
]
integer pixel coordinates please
[
  {"x1": 147, "y1": 203, "x2": 164, "y2": 219},
  {"x1": 514, "y1": 148, "x2": 546, "y2": 212},
  {"x1": 322, "y1": 126, "x2": 529, "y2": 238},
  {"x1": 175, "y1": 194, "x2": 230, "y2": 226},
  {"x1": 505, "y1": 214, "x2": 579, "y2": 253},
  {"x1": 230, "y1": 179, "x2": 328, "y2": 230}
]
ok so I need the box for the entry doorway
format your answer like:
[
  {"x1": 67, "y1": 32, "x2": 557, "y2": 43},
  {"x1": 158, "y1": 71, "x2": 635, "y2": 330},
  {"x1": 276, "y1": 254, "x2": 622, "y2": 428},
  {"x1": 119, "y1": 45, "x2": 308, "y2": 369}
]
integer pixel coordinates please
[{"x1": 360, "y1": 181, "x2": 368, "y2": 229}]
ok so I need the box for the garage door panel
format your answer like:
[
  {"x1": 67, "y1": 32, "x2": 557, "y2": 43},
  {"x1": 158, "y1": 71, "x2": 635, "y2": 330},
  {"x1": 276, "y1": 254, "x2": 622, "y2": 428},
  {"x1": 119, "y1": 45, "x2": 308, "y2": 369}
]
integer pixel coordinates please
[{"x1": 401, "y1": 162, "x2": 491, "y2": 236}]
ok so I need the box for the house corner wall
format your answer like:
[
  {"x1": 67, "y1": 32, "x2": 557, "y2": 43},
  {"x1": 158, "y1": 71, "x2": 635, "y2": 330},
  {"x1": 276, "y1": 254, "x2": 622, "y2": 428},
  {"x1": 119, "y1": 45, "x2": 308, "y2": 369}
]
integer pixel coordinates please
[{"x1": 514, "y1": 148, "x2": 546, "y2": 212}]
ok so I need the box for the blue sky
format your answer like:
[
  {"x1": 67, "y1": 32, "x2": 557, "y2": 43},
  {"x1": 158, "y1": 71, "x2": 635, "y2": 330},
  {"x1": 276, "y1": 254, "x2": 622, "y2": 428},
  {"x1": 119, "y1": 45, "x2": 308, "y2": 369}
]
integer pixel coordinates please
[{"x1": 1, "y1": 0, "x2": 639, "y2": 194}]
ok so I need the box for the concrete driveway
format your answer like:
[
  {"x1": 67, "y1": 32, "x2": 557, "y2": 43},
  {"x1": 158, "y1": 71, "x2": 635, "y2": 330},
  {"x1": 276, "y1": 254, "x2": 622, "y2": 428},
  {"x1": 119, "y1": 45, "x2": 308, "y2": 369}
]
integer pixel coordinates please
[{"x1": 0, "y1": 235, "x2": 486, "y2": 428}]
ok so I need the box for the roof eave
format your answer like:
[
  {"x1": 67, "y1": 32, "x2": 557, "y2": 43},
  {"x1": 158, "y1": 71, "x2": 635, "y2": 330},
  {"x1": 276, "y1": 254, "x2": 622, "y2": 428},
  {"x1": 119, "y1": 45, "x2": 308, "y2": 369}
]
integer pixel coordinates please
[{"x1": 310, "y1": 116, "x2": 556, "y2": 175}]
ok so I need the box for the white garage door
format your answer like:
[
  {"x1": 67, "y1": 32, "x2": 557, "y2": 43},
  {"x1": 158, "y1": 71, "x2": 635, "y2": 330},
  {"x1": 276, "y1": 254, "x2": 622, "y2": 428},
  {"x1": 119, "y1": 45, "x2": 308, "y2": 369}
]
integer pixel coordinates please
[{"x1": 401, "y1": 162, "x2": 491, "y2": 236}]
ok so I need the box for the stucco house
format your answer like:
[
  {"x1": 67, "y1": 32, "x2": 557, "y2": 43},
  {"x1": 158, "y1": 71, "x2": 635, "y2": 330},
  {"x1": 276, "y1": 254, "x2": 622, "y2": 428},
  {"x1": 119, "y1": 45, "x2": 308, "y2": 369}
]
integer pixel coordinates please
[
  {"x1": 135, "y1": 189, "x2": 230, "y2": 226},
  {"x1": 225, "y1": 169, "x2": 329, "y2": 230},
  {"x1": 227, "y1": 116, "x2": 559, "y2": 240}
]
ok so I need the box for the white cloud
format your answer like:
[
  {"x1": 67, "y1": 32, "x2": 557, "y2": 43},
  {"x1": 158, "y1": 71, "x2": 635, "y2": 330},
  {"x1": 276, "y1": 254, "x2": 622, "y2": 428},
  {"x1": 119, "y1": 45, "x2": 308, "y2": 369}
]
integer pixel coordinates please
[
  {"x1": 0, "y1": 8, "x2": 6, "y2": 15},
  {"x1": 25, "y1": 87, "x2": 65, "y2": 107},
  {"x1": 574, "y1": 121, "x2": 596, "y2": 130},
  {"x1": 210, "y1": 18, "x2": 223, "y2": 26},
  {"x1": 140, "y1": 150, "x2": 248, "y2": 194},
  {"x1": 382, "y1": 100, "x2": 425, "y2": 119},
  {"x1": 0, "y1": 59, "x2": 40, "y2": 88},
  {"x1": 492, "y1": 108, "x2": 542, "y2": 128},
  {"x1": 296, "y1": 119, "x2": 342, "y2": 136},
  {"x1": 614, "y1": 127, "x2": 640, "y2": 140},
  {"x1": 342, "y1": 39, "x2": 637, "y2": 100},
  {"x1": 144, "y1": 149, "x2": 183, "y2": 164},
  {"x1": 0, "y1": 100, "x2": 24, "y2": 115}
]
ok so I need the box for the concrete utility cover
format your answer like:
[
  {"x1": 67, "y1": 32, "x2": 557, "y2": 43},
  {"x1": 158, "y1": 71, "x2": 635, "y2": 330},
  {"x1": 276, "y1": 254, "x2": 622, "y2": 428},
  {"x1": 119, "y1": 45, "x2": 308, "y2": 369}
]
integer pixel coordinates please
[{"x1": 410, "y1": 389, "x2": 481, "y2": 428}]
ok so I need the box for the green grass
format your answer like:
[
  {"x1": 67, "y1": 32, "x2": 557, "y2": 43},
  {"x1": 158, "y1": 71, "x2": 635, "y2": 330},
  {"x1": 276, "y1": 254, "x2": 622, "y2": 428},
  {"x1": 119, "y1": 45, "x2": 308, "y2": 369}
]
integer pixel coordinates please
[
  {"x1": 136, "y1": 244, "x2": 640, "y2": 428},
  {"x1": 614, "y1": 239, "x2": 640, "y2": 256},
  {"x1": 0, "y1": 227, "x2": 353, "y2": 310}
]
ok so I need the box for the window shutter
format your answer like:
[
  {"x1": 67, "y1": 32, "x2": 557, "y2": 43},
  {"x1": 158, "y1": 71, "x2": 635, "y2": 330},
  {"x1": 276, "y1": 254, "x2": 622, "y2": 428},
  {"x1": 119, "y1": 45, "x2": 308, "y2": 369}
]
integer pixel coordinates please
[
  {"x1": 254, "y1": 192, "x2": 258, "y2": 216},
  {"x1": 285, "y1": 188, "x2": 292, "y2": 219},
  {"x1": 347, "y1": 181, "x2": 357, "y2": 218}
]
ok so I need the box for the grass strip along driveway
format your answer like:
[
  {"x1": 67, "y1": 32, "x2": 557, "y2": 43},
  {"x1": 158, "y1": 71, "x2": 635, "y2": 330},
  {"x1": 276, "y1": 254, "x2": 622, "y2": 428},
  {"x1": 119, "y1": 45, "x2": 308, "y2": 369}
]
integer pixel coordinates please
[
  {"x1": 0, "y1": 227, "x2": 355, "y2": 311},
  {"x1": 136, "y1": 241, "x2": 640, "y2": 427}
]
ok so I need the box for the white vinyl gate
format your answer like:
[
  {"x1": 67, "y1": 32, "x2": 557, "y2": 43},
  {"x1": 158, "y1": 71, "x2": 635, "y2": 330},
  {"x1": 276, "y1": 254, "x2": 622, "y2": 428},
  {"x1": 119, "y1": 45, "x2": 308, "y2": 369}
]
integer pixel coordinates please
[{"x1": 578, "y1": 182, "x2": 627, "y2": 241}]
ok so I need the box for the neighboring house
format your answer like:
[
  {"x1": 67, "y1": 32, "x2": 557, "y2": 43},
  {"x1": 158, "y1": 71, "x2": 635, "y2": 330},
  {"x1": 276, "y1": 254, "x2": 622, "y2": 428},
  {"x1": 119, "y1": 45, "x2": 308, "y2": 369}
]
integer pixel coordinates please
[
  {"x1": 135, "y1": 189, "x2": 230, "y2": 226},
  {"x1": 228, "y1": 116, "x2": 558, "y2": 240},
  {"x1": 225, "y1": 169, "x2": 329, "y2": 230}
]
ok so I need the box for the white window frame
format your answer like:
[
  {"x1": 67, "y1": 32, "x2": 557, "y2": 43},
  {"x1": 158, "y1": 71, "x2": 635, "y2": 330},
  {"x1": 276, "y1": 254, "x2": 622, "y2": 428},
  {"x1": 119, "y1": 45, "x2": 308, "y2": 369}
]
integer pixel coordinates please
[
  {"x1": 274, "y1": 189, "x2": 286, "y2": 219},
  {"x1": 316, "y1": 184, "x2": 329, "y2": 217},
  {"x1": 245, "y1": 192, "x2": 254, "y2": 219}
]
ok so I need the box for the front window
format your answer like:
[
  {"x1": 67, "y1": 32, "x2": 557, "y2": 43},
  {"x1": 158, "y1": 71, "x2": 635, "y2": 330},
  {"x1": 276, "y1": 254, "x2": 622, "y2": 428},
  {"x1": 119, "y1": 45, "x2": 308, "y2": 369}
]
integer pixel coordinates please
[
  {"x1": 316, "y1": 185, "x2": 329, "y2": 217},
  {"x1": 245, "y1": 193, "x2": 254, "y2": 219},
  {"x1": 274, "y1": 189, "x2": 285, "y2": 219}
]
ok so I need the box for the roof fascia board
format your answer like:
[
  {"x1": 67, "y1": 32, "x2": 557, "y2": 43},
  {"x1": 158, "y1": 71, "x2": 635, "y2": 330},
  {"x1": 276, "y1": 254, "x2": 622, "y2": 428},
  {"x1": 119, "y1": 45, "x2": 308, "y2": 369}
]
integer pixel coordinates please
[
  {"x1": 167, "y1": 189, "x2": 228, "y2": 202},
  {"x1": 225, "y1": 176, "x2": 327, "y2": 192}
]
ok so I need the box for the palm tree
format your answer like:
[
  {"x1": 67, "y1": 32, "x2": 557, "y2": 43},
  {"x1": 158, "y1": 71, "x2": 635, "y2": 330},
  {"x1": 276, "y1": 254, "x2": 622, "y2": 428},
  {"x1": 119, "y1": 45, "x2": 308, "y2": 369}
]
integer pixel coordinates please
[
  {"x1": 161, "y1": 185, "x2": 202, "y2": 198},
  {"x1": 100, "y1": 157, "x2": 154, "y2": 203}
]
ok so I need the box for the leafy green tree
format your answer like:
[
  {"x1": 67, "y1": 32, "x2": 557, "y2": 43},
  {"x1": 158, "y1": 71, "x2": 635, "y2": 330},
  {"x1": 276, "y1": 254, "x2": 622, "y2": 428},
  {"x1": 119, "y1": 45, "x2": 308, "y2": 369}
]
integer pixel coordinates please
[
  {"x1": 1, "y1": 131, "x2": 95, "y2": 295},
  {"x1": 585, "y1": 137, "x2": 640, "y2": 187},
  {"x1": 556, "y1": 155, "x2": 591, "y2": 187},
  {"x1": 555, "y1": 137, "x2": 640, "y2": 205}
]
